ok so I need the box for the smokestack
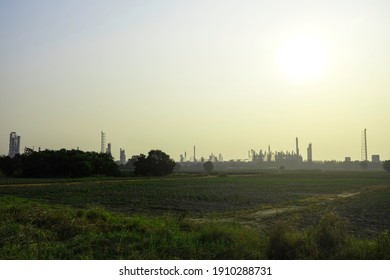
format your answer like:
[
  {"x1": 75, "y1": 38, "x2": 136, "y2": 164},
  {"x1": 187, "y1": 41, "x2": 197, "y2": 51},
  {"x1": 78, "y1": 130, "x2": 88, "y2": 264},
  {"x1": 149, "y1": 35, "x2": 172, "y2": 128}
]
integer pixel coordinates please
[
  {"x1": 296, "y1": 137, "x2": 299, "y2": 156},
  {"x1": 364, "y1": 129, "x2": 368, "y2": 161},
  {"x1": 307, "y1": 143, "x2": 312, "y2": 163}
]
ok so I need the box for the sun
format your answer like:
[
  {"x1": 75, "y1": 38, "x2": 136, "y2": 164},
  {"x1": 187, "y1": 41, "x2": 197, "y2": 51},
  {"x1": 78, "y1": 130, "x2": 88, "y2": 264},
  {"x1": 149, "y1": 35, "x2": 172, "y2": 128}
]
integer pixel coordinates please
[{"x1": 277, "y1": 34, "x2": 328, "y2": 81}]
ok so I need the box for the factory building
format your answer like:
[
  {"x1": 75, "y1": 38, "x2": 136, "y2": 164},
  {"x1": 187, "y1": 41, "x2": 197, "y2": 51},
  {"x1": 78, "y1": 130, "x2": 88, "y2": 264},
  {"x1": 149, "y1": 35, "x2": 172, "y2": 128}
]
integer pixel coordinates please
[{"x1": 371, "y1": 155, "x2": 380, "y2": 163}]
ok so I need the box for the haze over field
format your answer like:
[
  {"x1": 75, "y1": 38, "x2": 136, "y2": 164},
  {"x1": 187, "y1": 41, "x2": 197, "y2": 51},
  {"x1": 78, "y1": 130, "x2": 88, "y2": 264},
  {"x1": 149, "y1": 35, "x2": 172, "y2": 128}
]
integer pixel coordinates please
[{"x1": 1, "y1": 0, "x2": 389, "y2": 161}]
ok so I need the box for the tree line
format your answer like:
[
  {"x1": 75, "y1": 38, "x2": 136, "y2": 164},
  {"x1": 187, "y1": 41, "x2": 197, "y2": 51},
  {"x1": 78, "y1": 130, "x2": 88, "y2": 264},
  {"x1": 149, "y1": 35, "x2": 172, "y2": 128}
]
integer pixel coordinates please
[
  {"x1": 0, "y1": 148, "x2": 179, "y2": 178},
  {"x1": 0, "y1": 148, "x2": 120, "y2": 178}
]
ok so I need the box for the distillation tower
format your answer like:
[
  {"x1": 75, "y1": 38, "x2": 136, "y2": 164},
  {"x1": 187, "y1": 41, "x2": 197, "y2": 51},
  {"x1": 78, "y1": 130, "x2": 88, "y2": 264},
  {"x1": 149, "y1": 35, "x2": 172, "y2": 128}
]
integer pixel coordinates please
[
  {"x1": 361, "y1": 129, "x2": 368, "y2": 161},
  {"x1": 101, "y1": 131, "x2": 106, "y2": 153}
]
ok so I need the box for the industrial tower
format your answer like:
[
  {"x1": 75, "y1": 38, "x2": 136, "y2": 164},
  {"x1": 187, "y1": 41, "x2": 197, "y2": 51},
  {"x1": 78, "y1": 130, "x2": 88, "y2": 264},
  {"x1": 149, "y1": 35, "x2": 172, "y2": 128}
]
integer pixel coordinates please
[
  {"x1": 107, "y1": 143, "x2": 112, "y2": 156},
  {"x1": 361, "y1": 129, "x2": 368, "y2": 161},
  {"x1": 193, "y1": 146, "x2": 196, "y2": 163},
  {"x1": 307, "y1": 143, "x2": 312, "y2": 163},
  {"x1": 101, "y1": 131, "x2": 106, "y2": 153},
  {"x1": 8, "y1": 132, "x2": 21, "y2": 158},
  {"x1": 120, "y1": 149, "x2": 126, "y2": 165}
]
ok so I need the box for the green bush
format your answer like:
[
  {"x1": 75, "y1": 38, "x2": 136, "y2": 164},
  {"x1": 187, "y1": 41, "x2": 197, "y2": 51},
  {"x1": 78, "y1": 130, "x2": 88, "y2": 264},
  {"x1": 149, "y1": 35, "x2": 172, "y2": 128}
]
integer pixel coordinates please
[
  {"x1": 267, "y1": 212, "x2": 352, "y2": 259},
  {"x1": 313, "y1": 212, "x2": 348, "y2": 258},
  {"x1": 267, "y1": 221, "x2": 317, "y2": 259}
]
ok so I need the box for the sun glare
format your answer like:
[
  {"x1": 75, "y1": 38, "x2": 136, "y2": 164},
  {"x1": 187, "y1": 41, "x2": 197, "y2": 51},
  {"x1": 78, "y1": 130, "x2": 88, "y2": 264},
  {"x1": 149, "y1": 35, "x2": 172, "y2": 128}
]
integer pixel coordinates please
[{"x1": 277, "y1": 34, "x2": 328, "y2": 81}]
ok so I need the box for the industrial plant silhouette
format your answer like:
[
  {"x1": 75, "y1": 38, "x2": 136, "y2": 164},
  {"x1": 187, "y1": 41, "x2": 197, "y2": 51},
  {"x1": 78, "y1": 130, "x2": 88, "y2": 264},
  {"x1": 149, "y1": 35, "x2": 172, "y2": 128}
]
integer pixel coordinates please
[{"x1": 2, "y1": 128, "x2": 384, "y2": 176}]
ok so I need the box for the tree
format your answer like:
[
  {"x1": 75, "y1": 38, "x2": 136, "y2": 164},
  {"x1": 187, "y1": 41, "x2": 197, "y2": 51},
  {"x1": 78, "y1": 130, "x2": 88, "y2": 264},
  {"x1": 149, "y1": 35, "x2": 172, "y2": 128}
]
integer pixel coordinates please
[
  {"x1": 0, "y1": 155, "x2": 20, "y2": 177},
  {"x1": 383, "y1": 160, "x2": 390, "y2": 172},
  {"x1": 134, "y1": 150, "x2": 176, "y2": 176},
  {"x1": 203, "y1": 161, "x2": 214, "y2": 174}
]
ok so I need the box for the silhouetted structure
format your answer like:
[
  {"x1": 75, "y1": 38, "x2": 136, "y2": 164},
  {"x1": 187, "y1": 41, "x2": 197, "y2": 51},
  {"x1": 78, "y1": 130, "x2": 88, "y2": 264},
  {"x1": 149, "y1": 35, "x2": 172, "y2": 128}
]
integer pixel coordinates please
[
  {"x1": 193, "y1": 145, "x2": 196, "y2": 163},
  {"x1": 101, "y1": 131, "x2": 106, "y2": 153},
  {"x1": 361, "y1": 129, "x2": 368, "y2": 161},
  {"x1": 371, "y1": 155, "x2": 380, "y2": 163},
  {"x1": 267, "y1": 146, "x2": 272, "y2": 162},
  {"x1": 120, "y1": 148, "x2": 126, "y2": 165},
  {"x1": 307, "y1": 143, "x2": 312, "y2": 163},
  {"x1": 107, "y1": 143, "x2": 112, "y2": 156},
  {"x1": 8, "y1": 132, "x2": 21, "y2": 158}
]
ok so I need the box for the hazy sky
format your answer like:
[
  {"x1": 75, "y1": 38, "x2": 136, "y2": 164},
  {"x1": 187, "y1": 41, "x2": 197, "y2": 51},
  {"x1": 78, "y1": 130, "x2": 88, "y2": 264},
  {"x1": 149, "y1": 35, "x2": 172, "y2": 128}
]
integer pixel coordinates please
[{"x1": 1, "y1": 0, "x2": 389, "y2": 161}]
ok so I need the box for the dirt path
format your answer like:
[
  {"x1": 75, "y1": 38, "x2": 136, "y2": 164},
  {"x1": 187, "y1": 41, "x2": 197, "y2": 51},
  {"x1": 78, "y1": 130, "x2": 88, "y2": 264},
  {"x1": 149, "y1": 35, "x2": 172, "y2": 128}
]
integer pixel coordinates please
[{"x1": 190, "y1": 190, "x2": 365, "y2": 226}]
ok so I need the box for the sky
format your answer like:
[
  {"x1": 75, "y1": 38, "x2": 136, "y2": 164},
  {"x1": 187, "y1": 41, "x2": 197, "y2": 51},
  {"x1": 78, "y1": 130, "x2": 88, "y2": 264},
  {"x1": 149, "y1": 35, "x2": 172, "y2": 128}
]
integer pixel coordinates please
[{"x1": 1, "y1": 0, "x2": 389, "y2": 161}]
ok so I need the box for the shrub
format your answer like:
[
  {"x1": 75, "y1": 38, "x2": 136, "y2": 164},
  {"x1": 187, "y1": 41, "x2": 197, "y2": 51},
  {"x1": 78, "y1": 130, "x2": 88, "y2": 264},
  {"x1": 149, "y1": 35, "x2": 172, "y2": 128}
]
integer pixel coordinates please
[
  {"x1": 314, "y1": 212, "x2": 348, "y2": 256},
  {"x1": 267, "y1": 212, "x2": 351, "y2": 259},
  {"x1": 85, "y1": 208, "x2": 111, "y2": 223},
  {"x1": 203, "y1": 161, "x2": 214, "y2": 174},
  {"x1": 267, "y1": 221, "x2": 316, "y2": 259}
]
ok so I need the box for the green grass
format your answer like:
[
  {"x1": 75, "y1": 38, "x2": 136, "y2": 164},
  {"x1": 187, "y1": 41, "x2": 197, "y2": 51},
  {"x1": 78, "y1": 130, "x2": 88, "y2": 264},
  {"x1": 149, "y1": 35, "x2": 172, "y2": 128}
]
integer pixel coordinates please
[
  {"x1": 0, "y1": 172, "x2": 389, "y2": 235},
  {"x1": 1, "y1": 195, "x2": 388, "y2": 259},
  {"x1": 0, "y1": 196, "x2": 264, "y2": 259},
  {"x1": 266, "y1": 212, "x2": 390, "y2": 260},
  {"x1": 0, "y1": 171, "x2": 389, "y2": 259}
]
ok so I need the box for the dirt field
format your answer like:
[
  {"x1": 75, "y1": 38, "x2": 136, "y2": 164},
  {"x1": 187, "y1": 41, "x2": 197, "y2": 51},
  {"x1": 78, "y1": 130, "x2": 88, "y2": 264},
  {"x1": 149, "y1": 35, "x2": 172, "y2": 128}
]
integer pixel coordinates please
[{"x1": 0, "y1": 171, "x2": 389, "y2": 237}]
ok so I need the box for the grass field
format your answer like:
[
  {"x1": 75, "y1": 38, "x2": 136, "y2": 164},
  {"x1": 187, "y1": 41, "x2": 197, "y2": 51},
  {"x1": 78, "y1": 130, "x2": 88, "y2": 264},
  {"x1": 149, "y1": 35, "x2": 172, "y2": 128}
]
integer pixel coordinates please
[{"x1": 0, "y1": 171, "x2": 389, "y2": 259}]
